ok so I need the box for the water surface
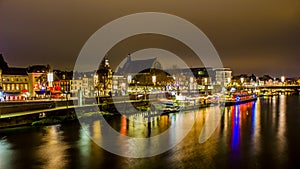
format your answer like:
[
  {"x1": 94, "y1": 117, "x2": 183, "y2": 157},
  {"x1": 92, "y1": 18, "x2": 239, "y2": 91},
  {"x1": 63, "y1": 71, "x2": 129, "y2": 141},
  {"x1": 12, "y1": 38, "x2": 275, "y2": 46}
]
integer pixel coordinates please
[{"x1": 1, "y1": 95, "x2": 300, "y2": 169}]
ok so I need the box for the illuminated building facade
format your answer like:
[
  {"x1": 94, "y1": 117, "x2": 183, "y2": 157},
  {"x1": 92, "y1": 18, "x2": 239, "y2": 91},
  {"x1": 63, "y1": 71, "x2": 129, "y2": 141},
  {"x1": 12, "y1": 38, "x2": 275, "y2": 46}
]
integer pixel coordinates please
[
  {"x1": 214, "y1": 68, "x2": 232, "y2": 86},
  {"x1": 27, "y1": 65, "x2": 50, "y2": 97}
]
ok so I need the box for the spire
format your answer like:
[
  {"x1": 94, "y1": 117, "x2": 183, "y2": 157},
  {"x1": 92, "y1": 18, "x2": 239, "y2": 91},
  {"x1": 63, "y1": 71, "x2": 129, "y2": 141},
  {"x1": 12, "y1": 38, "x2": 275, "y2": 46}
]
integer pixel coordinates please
[{"x1": 127, "y1": 53, "x2": 132, "y2": 62}]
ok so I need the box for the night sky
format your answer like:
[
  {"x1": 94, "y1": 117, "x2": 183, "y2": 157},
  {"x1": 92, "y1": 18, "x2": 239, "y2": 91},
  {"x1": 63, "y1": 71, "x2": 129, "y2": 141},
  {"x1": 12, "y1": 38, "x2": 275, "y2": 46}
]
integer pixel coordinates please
[{"x1": 0, "y1": 0, "x2": 299, "y2": 77}]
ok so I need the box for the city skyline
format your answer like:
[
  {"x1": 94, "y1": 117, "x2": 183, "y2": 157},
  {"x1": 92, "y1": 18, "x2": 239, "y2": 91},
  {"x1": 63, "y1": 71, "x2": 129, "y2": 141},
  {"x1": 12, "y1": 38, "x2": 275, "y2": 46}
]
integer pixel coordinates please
[
  {"x1": 1, "y1": 0, "x2": 300, "y2": 77},
  {"x1": 0, "y1": 53, "x2": 298, "y2": 79}
]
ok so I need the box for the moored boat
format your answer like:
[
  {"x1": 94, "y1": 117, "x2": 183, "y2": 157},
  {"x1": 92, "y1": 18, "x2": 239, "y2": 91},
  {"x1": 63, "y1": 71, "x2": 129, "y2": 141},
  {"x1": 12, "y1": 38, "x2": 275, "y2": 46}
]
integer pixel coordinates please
[
  {"x1": 220, "y1": 92, "x2": 257, "y2": 106},
  {"x1": 151, "y1": 99, "x2": 180, "y2": 114}
]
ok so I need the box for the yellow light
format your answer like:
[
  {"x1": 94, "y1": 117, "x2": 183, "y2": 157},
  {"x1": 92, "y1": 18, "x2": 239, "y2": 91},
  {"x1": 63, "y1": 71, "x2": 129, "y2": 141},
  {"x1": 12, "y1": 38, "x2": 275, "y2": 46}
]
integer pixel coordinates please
[
  {"x1": 127, "y1": 75, "x2": 132, "y2": 84},
  {"x1": 240, "y1": 77, "x2": 244, "y2": 83},
  {"x1": 281, "y1": 76, "x2": 285, "y2": 83},
  {"x1": 152, "y1": 75, "x2": 156, "y2": 83}
]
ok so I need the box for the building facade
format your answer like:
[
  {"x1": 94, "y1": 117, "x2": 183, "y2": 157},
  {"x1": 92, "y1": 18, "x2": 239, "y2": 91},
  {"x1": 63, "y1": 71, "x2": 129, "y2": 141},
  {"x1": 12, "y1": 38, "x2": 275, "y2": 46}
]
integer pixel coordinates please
[
  {"x1": 0, "y1": 67, "x2": 29, "y2": 100},
  {"x1": 27, "y1": 65, "x2": 50, "y2": 97},
  {"x1": 214, "y1": 68, "x2": 232, "y2": 86}
]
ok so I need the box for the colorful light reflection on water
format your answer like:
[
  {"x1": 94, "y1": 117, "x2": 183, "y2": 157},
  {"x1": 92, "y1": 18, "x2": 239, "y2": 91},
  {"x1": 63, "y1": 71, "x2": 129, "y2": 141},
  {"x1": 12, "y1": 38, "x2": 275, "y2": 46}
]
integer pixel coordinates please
[{"x1": 1, "y1": 96, "x2": 299, "y2": 169}]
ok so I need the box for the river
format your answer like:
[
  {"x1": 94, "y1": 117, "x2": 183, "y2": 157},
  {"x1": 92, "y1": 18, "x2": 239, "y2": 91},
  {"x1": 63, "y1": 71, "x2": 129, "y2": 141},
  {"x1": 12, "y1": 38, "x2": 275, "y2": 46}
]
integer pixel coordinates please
[{"x1": 1, "y1": 95, "x2": 300, "y2": 169}]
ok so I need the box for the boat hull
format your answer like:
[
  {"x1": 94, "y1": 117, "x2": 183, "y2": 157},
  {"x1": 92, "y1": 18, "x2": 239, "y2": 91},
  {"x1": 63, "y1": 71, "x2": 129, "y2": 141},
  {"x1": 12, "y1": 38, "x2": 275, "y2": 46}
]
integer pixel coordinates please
[{"x1": 220, "y1": 97, "x2": 257, "y2": 106}]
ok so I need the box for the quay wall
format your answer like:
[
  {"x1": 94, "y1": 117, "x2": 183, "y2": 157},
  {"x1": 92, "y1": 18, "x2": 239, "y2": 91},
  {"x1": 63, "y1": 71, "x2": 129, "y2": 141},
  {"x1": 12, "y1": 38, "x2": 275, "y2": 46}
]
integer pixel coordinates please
[{"x1": 0, "y1": 98, "x2": 149, "y2": 128}]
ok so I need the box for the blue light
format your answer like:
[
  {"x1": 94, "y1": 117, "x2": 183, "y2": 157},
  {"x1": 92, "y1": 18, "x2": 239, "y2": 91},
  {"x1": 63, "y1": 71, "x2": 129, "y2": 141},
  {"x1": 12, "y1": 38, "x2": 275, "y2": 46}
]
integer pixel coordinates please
[
  {"x1": 251, "y1": 102, "x2": 257, "y2": 132},
  {"x1": 231, "y1": 105, "x2": 240, "y2": 151}
]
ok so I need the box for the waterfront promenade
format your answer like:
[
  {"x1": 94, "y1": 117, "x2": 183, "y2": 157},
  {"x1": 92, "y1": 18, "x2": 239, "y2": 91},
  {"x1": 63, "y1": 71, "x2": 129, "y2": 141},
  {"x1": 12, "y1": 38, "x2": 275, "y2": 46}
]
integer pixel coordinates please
[{"x1": 0, "y1": 95, "x2": 157, "y2": 128}]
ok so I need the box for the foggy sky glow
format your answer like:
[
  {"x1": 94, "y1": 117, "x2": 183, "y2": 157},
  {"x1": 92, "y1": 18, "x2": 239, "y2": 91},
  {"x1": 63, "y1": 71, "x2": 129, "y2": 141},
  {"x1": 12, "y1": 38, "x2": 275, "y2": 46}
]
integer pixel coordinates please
[{"x1": 0, "y1": 0, "x2": 299, "y2": 77}]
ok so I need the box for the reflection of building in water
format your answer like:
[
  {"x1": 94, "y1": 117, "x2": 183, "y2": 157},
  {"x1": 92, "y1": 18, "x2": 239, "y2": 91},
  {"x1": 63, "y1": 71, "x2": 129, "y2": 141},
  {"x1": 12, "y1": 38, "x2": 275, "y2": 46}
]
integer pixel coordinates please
[
  {"x1": 277, "y1": 95, "x2": 287, "y2": 156},
  {"x1": 228, "y1": 102, "x2": 259, "y2": 152},
  {"x1": 120, "y1": 115, "x2": 127, "y2": 136},
  {"x1": 93, "y1": 121, "x2": 101, "y2": 141},
  {"x1": 250, "y1": 100, "x2": 261, "y2": 154},
  {"x1": 231, "y1": 105, "x2": 241, "y2": 151}
]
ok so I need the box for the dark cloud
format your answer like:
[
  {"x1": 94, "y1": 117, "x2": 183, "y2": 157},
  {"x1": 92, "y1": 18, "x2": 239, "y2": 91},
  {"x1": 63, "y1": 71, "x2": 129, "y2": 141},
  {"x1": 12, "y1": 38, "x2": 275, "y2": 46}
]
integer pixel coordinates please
[{"x1": 0, "y1": 0, "x2": 299, "y2": 77}]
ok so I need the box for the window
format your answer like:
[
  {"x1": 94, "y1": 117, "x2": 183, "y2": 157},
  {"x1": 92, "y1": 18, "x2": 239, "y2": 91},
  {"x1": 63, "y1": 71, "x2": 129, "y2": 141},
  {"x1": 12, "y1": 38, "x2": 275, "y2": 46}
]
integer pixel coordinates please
[
  {"x1": 198, "y1": 71, "x2": 204, "y2": 75},
  {"x1": 16, "y1": 84, "x2": 19, "y2": 90}
]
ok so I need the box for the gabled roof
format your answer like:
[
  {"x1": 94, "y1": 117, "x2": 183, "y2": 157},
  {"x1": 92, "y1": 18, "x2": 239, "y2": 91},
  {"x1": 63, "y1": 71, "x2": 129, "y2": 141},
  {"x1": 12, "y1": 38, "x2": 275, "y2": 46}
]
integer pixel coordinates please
[
  {"x1": 27, "y1": 65, "x2": 49, "y2": 73},
  {"x1": 2, "y1": 67, "x2": 27, "y2": 75},
  {"x1": 117, "y1": 57, "x2": 159, "y2": 75}
]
